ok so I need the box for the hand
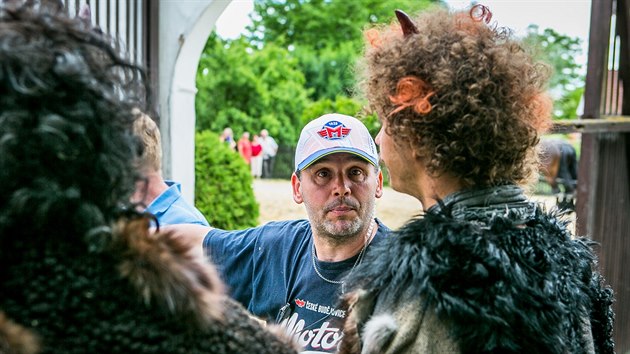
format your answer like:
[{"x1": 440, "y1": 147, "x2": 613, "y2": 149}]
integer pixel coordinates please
[{"x1": 161, "y1": 224, "x2": 214, "y2": 248}]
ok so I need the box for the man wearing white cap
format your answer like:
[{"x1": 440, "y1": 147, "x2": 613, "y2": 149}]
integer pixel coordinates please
[{"x1": 181, "y1": 113, "x2": 388, "y2": 353}]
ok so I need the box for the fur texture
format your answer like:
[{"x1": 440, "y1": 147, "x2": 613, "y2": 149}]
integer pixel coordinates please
[
  {"x1": 111, "y1": 217, "x2": 225, "y2": 326},
  {"x1": 0, "y1": 2, "x2": 297, "y2": 352},
  {"x1": 0, "y1": 312, "x2": 40, "y2": 354},
  {"x1": 0, "y1": 216, "x2": 299, "y2": 353},
  {"x1": 361, "y1": 314, "x2": 397, "y2": 354},
  {"x1": 342, "y1": 207, "x2": 614, "y2": 354}
]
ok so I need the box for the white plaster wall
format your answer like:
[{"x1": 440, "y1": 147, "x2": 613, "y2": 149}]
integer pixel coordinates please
[{"x1": 159, "y1": 0, "x2": 230, "y2": 204}]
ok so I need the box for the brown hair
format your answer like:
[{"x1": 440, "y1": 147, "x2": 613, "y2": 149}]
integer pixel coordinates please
[
  {"x1": 132, "y1": 110, "x2": 162, "y2": 174},
  {"x1": 358, "y1": 6, "x2": 552, "y2": 188}
]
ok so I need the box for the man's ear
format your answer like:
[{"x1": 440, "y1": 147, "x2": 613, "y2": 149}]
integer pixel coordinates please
[
  {"x1": 375, "y1": 170, "x2": 384, "y2": 198},
  {"x1": 291, "y1": 173, "x2": 304, "y2": 204}
]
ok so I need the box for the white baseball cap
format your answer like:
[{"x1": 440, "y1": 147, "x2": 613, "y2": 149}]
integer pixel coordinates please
[{"x1": 294, "y1": 113, "x2": 379, "y2": 172}]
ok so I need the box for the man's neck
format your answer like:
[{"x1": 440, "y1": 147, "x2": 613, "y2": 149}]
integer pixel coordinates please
[{"x1": 312, "y1": 219, "x2": 375, "y2": 262}]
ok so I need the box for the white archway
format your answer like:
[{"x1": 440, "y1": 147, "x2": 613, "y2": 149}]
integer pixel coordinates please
[{"x1": 159, "y1": 0, "x2": 232, "y2": 203}]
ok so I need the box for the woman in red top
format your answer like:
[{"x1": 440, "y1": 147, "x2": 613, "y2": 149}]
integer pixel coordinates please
[
  {"x1": 250, "y1": 134, "x2": 263, "y2": 178},
  {"x1": 237, "y1": 132, "x2": 252, "y2": 164}
]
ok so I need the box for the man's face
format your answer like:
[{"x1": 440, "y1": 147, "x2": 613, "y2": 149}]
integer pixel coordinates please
[{"x1": 291, "y1": 153, "x2": 383, "y2": 243}]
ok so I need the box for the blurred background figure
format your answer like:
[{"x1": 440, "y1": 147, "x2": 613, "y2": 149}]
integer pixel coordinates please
[
  {"x1": 220, "y1": 127, "x2": 236, "y2": 150},
  {"x1": 237, "y1": 131, "x2": 252, "y2": 165},
  {"x1": 251, "y1": 134, "x2": 263, "y2": 178},
  {"x1": 539, "y1": 138, "x2": 578, "y2": 195},
  {"x1": 260, "y1": 128, "x2": 278, "y2": 178},
  {"x1": 132, "y1": 111, "x2": 209, "y2": 226},
  {"x1": 539, "y1": 138, "x2": 578, "y2": 211}
]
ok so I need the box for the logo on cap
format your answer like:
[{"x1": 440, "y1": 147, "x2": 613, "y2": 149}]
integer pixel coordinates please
[{"x1": 317, "y1": 120, "x2": 351, "y2": 140}]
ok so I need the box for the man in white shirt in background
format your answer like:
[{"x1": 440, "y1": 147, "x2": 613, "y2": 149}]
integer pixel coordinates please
[{"x1": 260, "y1": 128, "x2": 279, "y2": 178}]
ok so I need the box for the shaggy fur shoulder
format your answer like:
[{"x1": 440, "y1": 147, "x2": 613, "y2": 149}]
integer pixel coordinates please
[
  {"x1": 0, "y1": 216, "x2": 299, "y2": 353},
  {"x1": 0, "y1": 312, "x2": 40, "y2": 354},
  {"x1": 110, "y1": 217, "x2": 225, "y2": 326},
  {"x1": 109, "y1": 217, "x2": 300, "y2": 352},
  {"x1": 343, "y1": 208, "x2": 614, "y2": 354}
]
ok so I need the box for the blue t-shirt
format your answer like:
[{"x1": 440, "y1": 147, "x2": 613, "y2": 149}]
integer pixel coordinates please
[
  {"x1": 146, "y1": 181, "x2": 209, "y2": 226},
  {"x1": 203, "y1": 219, "x2": 389, "y2": 353}
]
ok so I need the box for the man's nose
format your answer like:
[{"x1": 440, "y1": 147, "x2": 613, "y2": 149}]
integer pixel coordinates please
[{"x1": 332, "y1": 174, "x2": 351, "y2": 197}]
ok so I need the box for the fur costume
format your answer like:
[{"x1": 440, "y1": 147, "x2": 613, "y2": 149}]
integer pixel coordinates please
[
  {"x1": 0, "y1": 2, "x2": 297, "y2": 352},
  {"x1": 339, "y1": 186, "x2": 614, "y2": 354},
  {"x1": 0, "y1": 217, "x2": 298, "y2": 354}
]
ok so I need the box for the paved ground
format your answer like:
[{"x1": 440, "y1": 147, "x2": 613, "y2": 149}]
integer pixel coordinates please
[{"x1": 253, "y1": 179, "x2": 565, "y2": 230}]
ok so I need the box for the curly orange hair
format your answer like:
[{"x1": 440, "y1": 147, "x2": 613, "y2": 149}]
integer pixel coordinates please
[
  {"x1": 357, "y1": 6, "x2": 553, "y2": 188},
  {"x1": 388, "y1": 76, "x2": 435, "y2": 116}
]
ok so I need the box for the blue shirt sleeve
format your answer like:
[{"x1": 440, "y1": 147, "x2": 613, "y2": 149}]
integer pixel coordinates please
[
  {"x1": 146, "y1": 181, "x2": 209, "y2": 227},
  {"x1": 203, "y1": 227, "x2": 261, "y2": 307},
  {"x1": 202, "y1": 220, "x2": 313, "y2": 319}
]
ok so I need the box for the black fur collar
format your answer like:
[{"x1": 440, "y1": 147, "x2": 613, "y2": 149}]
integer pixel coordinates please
[{"x1": 346, "y1": 206, "x2": 614, "y2": 353}]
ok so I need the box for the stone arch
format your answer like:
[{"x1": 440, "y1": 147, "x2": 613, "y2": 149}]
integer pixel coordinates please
[{"x1": 160, "y1": 0, "x2": 232, "y2": 203}]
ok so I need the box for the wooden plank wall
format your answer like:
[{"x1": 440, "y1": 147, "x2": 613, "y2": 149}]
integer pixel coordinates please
[{"x1": 580, "y1": 0, "x2": 630, "y2": 351}]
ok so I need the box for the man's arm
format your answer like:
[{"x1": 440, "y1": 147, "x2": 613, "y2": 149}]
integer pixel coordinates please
[
  {"x1": 162, "y1": 224, "x2": 213, "y2": 250},
  {"x1": 161, "y1": 223, "x2": 262, "y2": 311}
]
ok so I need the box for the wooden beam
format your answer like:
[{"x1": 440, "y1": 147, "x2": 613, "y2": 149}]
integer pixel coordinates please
[
  {"x1": 577, "y1": 0, "x2": 614, "y2": 238},
  {"x1": 620, "y1": 0, "x2": 630, "y2": 116},
  {"x1": 552, "y1": 117, "x2": 630, "y2": 133},
  {"x1": 582, "y1": 0, "x2": 614, "y2": 119}
]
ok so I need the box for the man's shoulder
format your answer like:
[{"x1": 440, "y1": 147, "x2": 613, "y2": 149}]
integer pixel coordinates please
[
  {"x1": 253, "y1": 219, "x2": 311, "y2": 243},
  {"x1": 261, "y1": 219, "x2": 310, "y2": 228},
  {"x1": 374, "y1": 218, "x2": 392, "y2": 237},
  {"x1": 207, "y1": 219, "x2": 310, "y2": 241}
]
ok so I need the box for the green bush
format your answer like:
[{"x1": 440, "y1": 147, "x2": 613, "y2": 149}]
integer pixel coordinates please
[{"x1": 195, "y1": 130, "x2": 259, "y2": 229}]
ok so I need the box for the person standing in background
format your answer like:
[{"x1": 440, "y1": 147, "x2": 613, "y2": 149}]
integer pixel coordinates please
[
  {"x1": 237, "y1": 131, "x2": 252, "y2": 165},
  {"x1": 131, "y1": 111, "x2": 209, "y2": 226},
  {"x1": 220, "y1": 127, "x2": 236, "y2": 151},
  {"x1": 260, "y1": 128, "x2": 278, "y2": 178},
  {"x1": 251, "y1": 134, "x2": 263, "y2": 178}
]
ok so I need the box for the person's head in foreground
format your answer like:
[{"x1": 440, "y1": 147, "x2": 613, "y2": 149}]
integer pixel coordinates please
[
  {"x1": 292, "y1": 113, "x2": 383, "y2": 245},
  {"x1": 363, "y1": 4, "x2": 553, "y2": 208},
  {"x1": 336, "y1": 5, "x2": 615, "y2": 354},
  {"x1": 0, "y1": 1, "x2": 296, "y2": 352}
]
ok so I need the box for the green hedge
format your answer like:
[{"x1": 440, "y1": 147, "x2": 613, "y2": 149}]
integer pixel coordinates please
[{"x1": 195, "y1": 130, "x2": 259, "y2": 229}]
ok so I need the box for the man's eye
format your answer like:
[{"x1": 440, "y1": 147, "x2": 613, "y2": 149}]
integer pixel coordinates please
[
  {"x1": 316, "y1": 170, "x2": 330, "y2": 178},
  {"x1": 349, "y1": 168, "x2": 365, "y2": 182},
  {"x1": 350, "y1": 168, "x2": 363, "y2": 175}
]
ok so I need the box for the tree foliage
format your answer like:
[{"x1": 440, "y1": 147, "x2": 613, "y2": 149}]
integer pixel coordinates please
[
  {"x1": 247, "y1": 0, "x2": 439, "y2": 101},
  {"x1": 523, "y1": 25, "x2": 585, "y2": 119},
  {"x1": 195, "y1": 33, "x2": 310, "y2": 146},
  {"x1": 248, "y1": 0, "x2": 438, "y2": 50},
  {"x1": 293, "y1": 43, "x2": 358, "y2": 100}
]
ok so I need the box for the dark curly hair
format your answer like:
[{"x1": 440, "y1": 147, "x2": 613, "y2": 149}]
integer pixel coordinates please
[
  {"x1": 0, "y1": 1, "x2": 149, "y2": 238},
  {"x1": 358, "y1": 5, "x2": 553, "y2": 188}
]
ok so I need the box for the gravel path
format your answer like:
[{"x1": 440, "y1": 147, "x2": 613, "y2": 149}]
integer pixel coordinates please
[
  {"x1": 253, "y1": 179, "x2": 562, "y2": 230},
  {"x1": 253, "y1": 178, "x2": 420, "y2": 229}
]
